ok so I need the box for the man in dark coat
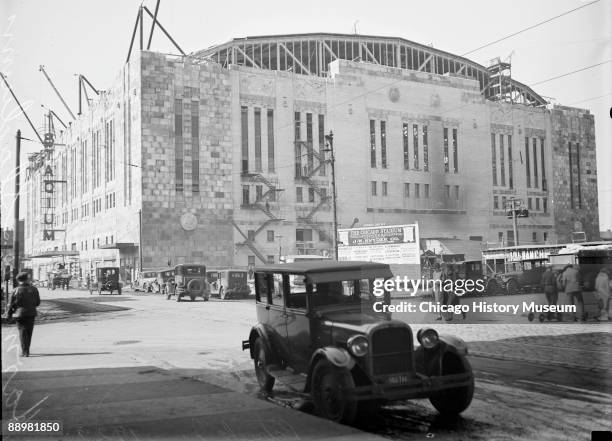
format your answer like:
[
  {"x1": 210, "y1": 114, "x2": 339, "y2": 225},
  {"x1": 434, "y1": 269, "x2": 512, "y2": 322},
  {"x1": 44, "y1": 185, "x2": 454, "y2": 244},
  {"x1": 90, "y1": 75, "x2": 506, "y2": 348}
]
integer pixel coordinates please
[{"x1": 6, "y1": 271, "x2": 40, "y2": 357}]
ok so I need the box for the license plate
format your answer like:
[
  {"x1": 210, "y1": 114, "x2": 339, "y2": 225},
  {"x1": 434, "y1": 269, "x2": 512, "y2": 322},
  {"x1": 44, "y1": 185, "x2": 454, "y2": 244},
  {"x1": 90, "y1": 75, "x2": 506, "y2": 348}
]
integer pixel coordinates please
[{"x1": 386, "y1": 374, "x2": 410, "y2": 385}]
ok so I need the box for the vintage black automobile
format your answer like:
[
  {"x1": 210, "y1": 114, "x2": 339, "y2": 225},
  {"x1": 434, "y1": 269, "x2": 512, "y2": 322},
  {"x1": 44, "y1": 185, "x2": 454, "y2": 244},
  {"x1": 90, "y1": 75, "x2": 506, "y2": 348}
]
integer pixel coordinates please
[
  {"x1": 242, "y1": 261, "x2": 474, "y2": 424},
  {"x1": 169, "y1": 264, "x2": 210, "y2": 302},
  {"x1": 47, "y1": 270, "x2": 71, "y2": 290},
  {"x1": 94, "y1": 267, "x2": 122, "y2": 295}
]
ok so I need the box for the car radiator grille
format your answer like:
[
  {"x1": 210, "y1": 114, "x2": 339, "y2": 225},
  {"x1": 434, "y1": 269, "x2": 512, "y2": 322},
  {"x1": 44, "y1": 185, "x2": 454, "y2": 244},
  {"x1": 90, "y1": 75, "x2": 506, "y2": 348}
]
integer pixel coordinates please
[{"x1": 371, "y1": 327, "x2": 413, "y2": 376}]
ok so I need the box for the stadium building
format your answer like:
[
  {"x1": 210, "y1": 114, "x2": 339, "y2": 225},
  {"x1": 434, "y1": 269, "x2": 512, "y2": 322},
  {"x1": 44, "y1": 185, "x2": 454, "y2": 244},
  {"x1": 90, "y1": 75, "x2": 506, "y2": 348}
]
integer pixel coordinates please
[{"x1": 23, "y1": 33, "x2": 599, "y2": 281}]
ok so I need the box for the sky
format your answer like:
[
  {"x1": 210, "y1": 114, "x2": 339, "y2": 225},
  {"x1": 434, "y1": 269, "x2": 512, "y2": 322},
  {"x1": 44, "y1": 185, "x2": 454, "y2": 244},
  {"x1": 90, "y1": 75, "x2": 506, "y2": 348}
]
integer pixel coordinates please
[{"x1": 1, "y1": 0, "x2": 610, "y2": 233}]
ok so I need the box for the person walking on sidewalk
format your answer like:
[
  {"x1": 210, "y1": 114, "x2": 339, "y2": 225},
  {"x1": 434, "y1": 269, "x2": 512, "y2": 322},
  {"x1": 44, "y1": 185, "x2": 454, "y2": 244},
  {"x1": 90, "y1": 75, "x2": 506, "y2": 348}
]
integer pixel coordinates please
[
  {"x1": 5, "y1": 271, "x2": 41, "y2": 357},
  {"x1": 541, "y1": 265, "x2": 558, "y2": 320},
  {"x1": 560, "y1": 264, "x2": 583, "y2": 321},
  {"x1": 432, "y1": 263, "x2": 443, "y2": 320},
  {"x1": 595, "y1": 267, "x2": 611, "y2": 321}
]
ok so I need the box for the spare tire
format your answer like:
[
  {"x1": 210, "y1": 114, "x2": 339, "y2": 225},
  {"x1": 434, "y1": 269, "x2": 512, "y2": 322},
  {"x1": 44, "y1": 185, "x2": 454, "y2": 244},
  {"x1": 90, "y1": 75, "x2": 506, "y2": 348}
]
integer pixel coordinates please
[{"x1": 187, "y1": 279, "x2": 202, "y2": 292}]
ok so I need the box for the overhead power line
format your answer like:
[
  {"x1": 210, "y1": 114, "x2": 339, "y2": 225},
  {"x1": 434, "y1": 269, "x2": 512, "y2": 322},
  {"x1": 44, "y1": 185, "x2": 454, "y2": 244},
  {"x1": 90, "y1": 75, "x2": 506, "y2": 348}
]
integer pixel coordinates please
[
  {"x1": 530, "y1": 60, "x2": 611, "y2": 86},
  {"x1": 461, "y1": 0, "x2": 601, "y2": 56}
]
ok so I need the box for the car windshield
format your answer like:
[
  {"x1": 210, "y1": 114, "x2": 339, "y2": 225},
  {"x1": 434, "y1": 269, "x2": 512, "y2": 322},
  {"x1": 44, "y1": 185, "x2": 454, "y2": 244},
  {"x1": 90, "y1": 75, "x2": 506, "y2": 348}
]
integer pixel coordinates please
[
  {"x1": 183, "y1": 266, "x2": 205, "y2": 275},
  {"x1": 143, "y1": 272, "x2": 156, "y2": 278},
  {"x1": 293, "y1": 278, "x2": 382, "y2": 308}
]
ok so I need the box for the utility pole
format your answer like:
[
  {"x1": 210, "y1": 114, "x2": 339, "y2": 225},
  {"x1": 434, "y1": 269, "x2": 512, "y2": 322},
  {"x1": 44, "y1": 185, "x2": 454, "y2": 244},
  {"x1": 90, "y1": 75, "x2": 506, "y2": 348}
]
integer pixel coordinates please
[
  {"x1": 507, "y1": 197, "x2": 529, "y2": 246},
  {"x1": 324, "y1": 131, "x2": 339, "y2": 260},
  {"x1": 13, "y1": 130, "x2": 21, "y2": 286}
]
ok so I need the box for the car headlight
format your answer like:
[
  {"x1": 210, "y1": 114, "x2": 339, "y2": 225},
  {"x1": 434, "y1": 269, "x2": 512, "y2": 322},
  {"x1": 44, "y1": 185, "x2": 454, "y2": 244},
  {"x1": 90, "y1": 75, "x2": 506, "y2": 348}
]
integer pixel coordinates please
[
  {"x1": 417, "y1": 328, "x2": 440, "y2": 349},
  {"x1": 347, "y1": 335, "x2": 369, "y2": 357}
]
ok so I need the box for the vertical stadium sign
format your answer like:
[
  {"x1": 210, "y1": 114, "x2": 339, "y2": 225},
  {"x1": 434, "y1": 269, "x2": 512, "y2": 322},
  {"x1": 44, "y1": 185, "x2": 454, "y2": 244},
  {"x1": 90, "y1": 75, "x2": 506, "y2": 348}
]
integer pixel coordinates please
[{"x1": 338, "y1": 224, "x2": 420, "y2": 265}]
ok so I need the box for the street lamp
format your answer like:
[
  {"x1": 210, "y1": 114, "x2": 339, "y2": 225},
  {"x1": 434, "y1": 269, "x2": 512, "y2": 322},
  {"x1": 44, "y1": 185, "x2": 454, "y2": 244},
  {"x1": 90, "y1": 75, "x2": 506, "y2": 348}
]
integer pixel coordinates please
[{"x1": 324, "y1": 131, "x2": 338, "y2": 260}]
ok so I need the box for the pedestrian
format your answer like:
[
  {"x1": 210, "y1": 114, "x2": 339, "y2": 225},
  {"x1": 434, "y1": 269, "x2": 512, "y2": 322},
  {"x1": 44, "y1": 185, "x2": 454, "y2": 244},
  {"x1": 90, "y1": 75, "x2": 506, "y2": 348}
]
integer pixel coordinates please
[
  {"x1": 594, "y1": 267, "x2": 611, "y2": 321},
  {"x1": 432, "y1": 263, "x2": 443, "y2": 320},
  {"x1": 86, "y1": 272, "x2": 91, "y2": 295},
  {"x1": 560, "y1": 264, "x2": 583, "y2": 321},
  {"x1": 541, "y1": 265, "x2": 558, "y2": 320},
  {"x1": 5, "y1": 271, "x2": 41, "y2": 357}
]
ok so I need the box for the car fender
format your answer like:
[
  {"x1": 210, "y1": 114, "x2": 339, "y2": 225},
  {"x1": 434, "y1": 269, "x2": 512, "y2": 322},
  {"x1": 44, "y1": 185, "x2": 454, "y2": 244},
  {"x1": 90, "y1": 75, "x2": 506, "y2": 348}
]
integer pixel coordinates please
[
  {"x1": 304, "y1": 347, "x2": 355, "y2": 392},
  {"x1": 414, "y1": 335, "x2": 469, "y2": 376},
  {"x1": 247, "y1": 324, "x2": 274, "y2": 362}
]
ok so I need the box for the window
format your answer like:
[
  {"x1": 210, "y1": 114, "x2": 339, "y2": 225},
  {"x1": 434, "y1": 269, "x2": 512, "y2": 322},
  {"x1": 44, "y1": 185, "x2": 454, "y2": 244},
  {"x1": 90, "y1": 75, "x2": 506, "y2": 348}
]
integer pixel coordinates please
[
  {"x1": 536, "y1": 198, "x2": 540, "y2": 210},
  {"x1": 255, "y1": 185, "x2": 263, "y2": 202},
  {"x1": 532, "y1": 138, "x2": 538, "y2": 189},
  {"x1": 296, "y1": 187, "x2": 303, "y2": 203},
  {"x1": 508, "y1": 134, "x2": 513, "y2": 189},
  {"x1": 424, "y1": 184, "x2": 429, "y2": 198},
  {"x1": 452, "y1": 128, "x2": 458, "y2": 173},
  {"x1": 247, "y1": 230, "x2": 255, "y2": 241},
  {"x1": 306, "y1": 113, "x2": 314, "y2": 173},
  {"x1": 192, "y1": 100, "x2": 200, "y2": 193},
  {"x1": 175, "y1": 99, "x2": 184, "y2": 192},
  {"x1": 296, "y1": 229, "x2": 313, "y2": 242},
  {"x1": 525, "y1": 137, "x2": 531, "y2": 188},
  {"x1": 444, "y1": 128, "x2": 450, "y2": 173},
  {"x1": 445, "y1": 185, "x2": 450, "y2": 199},
  {"x1": 370, "y1": 120, "x2": 376, "y2": 168},
  {"x1": 319, "y1": 230, "x2": 327, "y2": 242},
  {"x1": 382, "y1": 181, "x2": 388, "y2": 196},
  {"x1": 254, "y1": 108, "x2": 262, "y2": 172},
  {"x1": 402, "y1": 123, "x2": 410, "y2": 170},
  {"x1": 528, "y1": 198, "x2": 532, "y2": 209},
  {"x1": 454, "y1": 185, "x2": 459, "y2": 200},
  {"x1": 491, "y1": 133, "x2": 497, "y2": 186},
  {"x1": 371, "y1": 181, "x2": 377, "y2": 196},
  {"x1": 540, "y1": 137, "x2": 545, "y2": 190},
  {"x1": 499, "y1": 134, "x2": 505, "y2": 186},
  {"x1": 423, "y1": 126, "x2": 429, "y2": 172},
  {"x1": 317, "y1": 114, "x2": 325, "y2": 176},
  {"x1": 413, "y1": 124, "x2": 419, "y2": 169},
  {"x1": 498, "y1": 232, "x2": 504, "y2": 244},
  {"x1": 267, "y1": 230, "x2": 275, "y2": 242},
  {"x1": 380, "y1": 121, "x2": 387, "y2": 168},
  {"x1": 414, "y1": 183, "x2": 420, "y2": 198},
  {"x1": 242, "y1": 185, "x2": 250, "y2": 205},
  {"x1": 267, "y1": 109, "x2": 275, "y2": 172},
  {"x1": 308, "y1": 187, "x2": 315, "y2": 203},
  {"x1": 267, "y1": 256, "x2": 275, "y2": 264},
  {"x1": 404, "y1": 183, "x2": 410, "y2": 198},
  {"x1": 543, "y1": 197, "x2": 548, "y2": 213},
  {"x1": 494, "y1": 196, "x2": 499, "y2": 209},
  {"x1": 543, "y1": 232, "x2": 548, "y2": 242},
  {"x1": 532, "y1": 232, "x2": 537, "y2": 243},
  {"x1": 502, "y1": 196, "x2": 507, "y2": 209},
  {"x1": 295, "y1": 112, "x2": 302, "y2": 176},
  {"x1": 241, "y1": 106, "x2": 249, "y2": 173}
]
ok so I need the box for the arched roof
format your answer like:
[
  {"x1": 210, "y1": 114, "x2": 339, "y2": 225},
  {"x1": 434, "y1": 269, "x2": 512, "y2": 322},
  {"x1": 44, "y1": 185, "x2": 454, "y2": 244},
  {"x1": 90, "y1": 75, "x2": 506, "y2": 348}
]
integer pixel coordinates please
[{"x1": 192, "y1": 33, "x2": 547, "y2": 107}]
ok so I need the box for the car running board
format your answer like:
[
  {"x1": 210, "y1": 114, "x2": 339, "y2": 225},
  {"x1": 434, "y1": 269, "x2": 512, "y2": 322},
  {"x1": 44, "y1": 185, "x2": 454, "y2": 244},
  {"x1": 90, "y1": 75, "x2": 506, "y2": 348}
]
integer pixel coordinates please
[{"x1": 267, "y1": 366, "x2": 308, "y2": 393}]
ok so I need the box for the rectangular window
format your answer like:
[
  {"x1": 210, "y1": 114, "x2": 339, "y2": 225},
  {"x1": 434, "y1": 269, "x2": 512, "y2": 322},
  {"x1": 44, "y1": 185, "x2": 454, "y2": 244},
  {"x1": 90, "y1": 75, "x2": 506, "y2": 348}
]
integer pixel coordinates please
[
  {"x1": 502, "y1": 196, "x2": 507, "y2": 209},
  {"x1": 499, "y1": 134, "x2": 505, "y2": 186},
  {"x1": 454, "y1": 185, "x2": 459, "y2": 200},
  {"x1": 413, "y1": 124, "x2": 419, "y2": 169},
  {"x1": 508, "y1": 134, "x2": 513, "y2": 189},
  {"x1": 308, "y1": 187, "x2": 315, "y2": 203},
  {"x1": 370, "y1": 120, "x2": 376, "y2": 168},
  {"x1": 532, "y1": 138, "x2": 538, "y2": 188},
  {"x1": 254, "y1": 108, "x2": 262, "y2": 172},
  {"x1": 445, "y1": 185, "x2": 450, "y2": 199},
  {"x1": 525, "y1": 137, "x2": 531, "y2": 188},
  {"x1": 267, "y1": 256, "x2": 275, "y2": 264},
  {"x1": 242, "y1": 185, "x2": 250, "y2": 205},
  {"x1": 247, "y1": 230, "x2": 255, "y2": 241},
  {"x1": 175, "y1": 99, "x2": 184, "y2": 192},
  {"x1": 532, "y1": 232, "x2": 537, "y2": 243},
  {"x1": 544, "y1": 232, "x2": 548, "y2": 242},
  {"x1": 540, "y1": 138, "x2": 546, "y2": 190},
  {"x1": 295, "y1": 112, "x2": 302, "y2": 176},
  {"x1": 267, "y1": 230, "x2": 275, "y2": 242},
  {"x1": 267, "y1": 109, "x2": 275, "y2": 172},
  {"x1": 296, "y1": 187, "x2": 303, "y2": 203},
  {"x1": 382, "y1": 181, "x2": 388, "y2": 196},
  {"x1": 543, "y1": 197, "x2": 548, "y2": 213},
  {"x1": 404, "y1": 183, "x2": 410, "y2": 198},
  {"x1": 255, "y1": 185, "x2": 263, "y2": 201},
  {"x1": 296, "y1": 229, "x2": 313, "y2": 242},
  {"x1": 241, "y1": 106, "x2": 249, "y2": 173},
  {"x1": 424, "y1": 183, "x2": 429, "y2": 198},
  {"x1": 568, "y1": 142, "x2": 574, "y2": 208},
  {"x1": 371, "y1": 181, "x2": 377, "y2": 196},
  {"x1": 498, "y1": 232, "x2": 504, "y2": 244},
  {"x1": 423, "y1": 126, "x2": 429, "y2": 172},
  {"x1": 403, "y1": 123, "x2": 410, "y2": 170},
  {"x1": 528, "y1": 198, "x2": 532, "y2": 209},
  {"x1": 318, "y1": 114, "x2": 325, "y2": 175},
  {"x1": 192, "y1": 101, "x2": 200, "y2": 193},
  {"x1": 306, "y1": 113, "x2": 313, "y2": 173},
  {"x1": 576, "y1": 142, "x2": 582, "y2": 209},
  {"x1": 452, "y1": 128, "x2": 458, "y2": 173},
  {"x1": 536, "y1": 198, "x2": 540, "y2": 210},
  {"x1": 491, "y1": 133, "x2": 497, "y2": 185},
  {"x1": 414, "y1": 183, "x2": 420, "y2": 198},
  {"x1": 494, "y1": 196, "x2": 499, "y2": 209},
  {"x1": 380, "y1": 121, "x2": 387, "y2": 168}
]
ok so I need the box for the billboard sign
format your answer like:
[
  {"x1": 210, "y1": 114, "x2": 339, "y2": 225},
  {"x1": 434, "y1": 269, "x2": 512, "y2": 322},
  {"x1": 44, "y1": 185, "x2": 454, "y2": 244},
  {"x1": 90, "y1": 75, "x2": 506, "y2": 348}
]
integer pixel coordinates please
[{"x1": 338, "y1": 224, "x2": 420, "y2": 265}]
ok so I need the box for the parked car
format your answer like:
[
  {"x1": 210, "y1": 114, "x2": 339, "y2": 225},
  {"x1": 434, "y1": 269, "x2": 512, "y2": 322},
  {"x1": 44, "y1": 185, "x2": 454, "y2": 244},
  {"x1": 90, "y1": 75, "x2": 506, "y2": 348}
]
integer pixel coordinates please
[
  {"x1": 156, "y1": 269, "x2": 175, "y2": 295},
  {"x1": 94, "y1": 267, "x2": 122, "y2": 295},
  {"x1": 168, "y1": 264, "x2": 209, "y2": 302},
  {"x1": 242, "y1": 260, "x2": 474, "y2": 424},
  {"x1": 134, "y1": 269, "x2": 159, "y2": 292},
  {"x1": 47, "y1": 270, "x2": 71, "y2": 290},
  {"x1": 216, "y1": 269, "x2": 250, "y2": 299}
]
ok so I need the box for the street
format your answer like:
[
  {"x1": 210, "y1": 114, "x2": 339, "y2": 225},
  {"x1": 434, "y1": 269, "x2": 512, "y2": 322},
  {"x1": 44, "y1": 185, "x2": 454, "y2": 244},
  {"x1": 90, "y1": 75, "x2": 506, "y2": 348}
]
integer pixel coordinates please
[{"x1": 2, "y1": 287, "x2": 611, "y2": 440}]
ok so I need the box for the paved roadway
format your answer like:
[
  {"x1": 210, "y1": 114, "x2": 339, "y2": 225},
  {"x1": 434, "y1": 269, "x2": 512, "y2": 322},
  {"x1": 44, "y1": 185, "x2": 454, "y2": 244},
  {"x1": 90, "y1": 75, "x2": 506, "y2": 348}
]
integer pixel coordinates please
[{"x1": 2, "y1": 288, "x2": 611, "y2": 440}]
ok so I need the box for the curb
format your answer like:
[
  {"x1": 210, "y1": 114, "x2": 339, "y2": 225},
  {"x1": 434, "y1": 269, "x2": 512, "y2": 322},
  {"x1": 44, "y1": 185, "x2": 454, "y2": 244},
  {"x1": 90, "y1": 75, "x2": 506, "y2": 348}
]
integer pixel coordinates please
[{"x1": 469, "y1": 350, "x2": 607, "y2": 374}]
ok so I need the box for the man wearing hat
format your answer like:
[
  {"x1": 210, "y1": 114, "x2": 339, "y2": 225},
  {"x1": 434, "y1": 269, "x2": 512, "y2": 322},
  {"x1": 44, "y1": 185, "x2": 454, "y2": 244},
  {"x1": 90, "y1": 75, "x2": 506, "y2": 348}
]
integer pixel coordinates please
[{"x1": 5, "y1": 271, "x2": 40, "y2": 357}]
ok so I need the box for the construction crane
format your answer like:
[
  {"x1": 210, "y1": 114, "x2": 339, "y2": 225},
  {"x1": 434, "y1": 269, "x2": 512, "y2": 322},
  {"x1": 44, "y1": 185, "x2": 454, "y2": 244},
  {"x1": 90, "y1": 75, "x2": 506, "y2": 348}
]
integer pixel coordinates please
[
  {"x1": 39, "y1": 65, "x2": 76, "y2": 120},
  {"x1": 77, "y1": 74, "x2": 99, "y2": 116}
]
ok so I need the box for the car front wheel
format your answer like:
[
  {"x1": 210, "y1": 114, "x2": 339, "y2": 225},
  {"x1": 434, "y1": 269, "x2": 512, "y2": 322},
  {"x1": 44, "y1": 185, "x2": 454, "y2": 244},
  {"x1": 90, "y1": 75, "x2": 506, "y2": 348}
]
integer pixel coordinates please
[
  {"x1": 429, "y1": 353, "x2": 474, "y2": 415},
  {"x1": 253, "y1": 338, "x2": 275, "y2": 395},
  {"x1": 311, "y1": 359, "x2": 357, "y2": 424}
]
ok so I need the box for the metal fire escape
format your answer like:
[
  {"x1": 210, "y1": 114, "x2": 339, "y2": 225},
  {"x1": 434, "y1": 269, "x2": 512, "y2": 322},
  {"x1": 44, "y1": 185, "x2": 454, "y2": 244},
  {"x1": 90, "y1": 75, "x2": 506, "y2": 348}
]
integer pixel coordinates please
[
  {"x1": 233, "y1": 173, "x2": 284, "y2": 263},
  {"x1": 295, "y1": 140, "x2": 333, "y2": 251}
]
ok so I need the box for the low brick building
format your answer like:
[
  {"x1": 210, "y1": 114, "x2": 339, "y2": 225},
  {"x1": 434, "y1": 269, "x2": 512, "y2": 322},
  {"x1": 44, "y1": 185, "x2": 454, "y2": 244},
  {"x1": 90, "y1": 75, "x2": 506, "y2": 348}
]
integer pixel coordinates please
[{"x1": 23, "y1": 34, "x2": 599, "y2": 281}]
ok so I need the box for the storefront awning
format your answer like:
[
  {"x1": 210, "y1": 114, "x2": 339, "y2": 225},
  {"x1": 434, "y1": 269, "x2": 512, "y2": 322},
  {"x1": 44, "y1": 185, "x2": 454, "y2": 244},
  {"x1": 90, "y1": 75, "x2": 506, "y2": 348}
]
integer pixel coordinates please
[
  {"x1": 26, "y1": 250, "x2": 80, "y2": 259},
  {"x1": 98, "y1": 242, "x2": 138, "y2": 250}
]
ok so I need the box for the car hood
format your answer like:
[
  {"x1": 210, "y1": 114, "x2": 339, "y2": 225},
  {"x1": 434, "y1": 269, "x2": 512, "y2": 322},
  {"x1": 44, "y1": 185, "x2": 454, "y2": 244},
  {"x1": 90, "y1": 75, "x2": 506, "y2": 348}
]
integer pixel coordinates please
[{"x1": 319, "y1": 307, "x2": 392, "y2": 334}]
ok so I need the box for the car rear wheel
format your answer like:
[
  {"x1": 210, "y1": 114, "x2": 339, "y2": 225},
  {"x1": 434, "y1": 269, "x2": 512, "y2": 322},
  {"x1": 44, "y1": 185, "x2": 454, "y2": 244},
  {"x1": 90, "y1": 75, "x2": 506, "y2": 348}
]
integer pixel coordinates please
[
  {"x1": 253, "y1": 338, "x2": 275, "y2": 395},
  {"x1": 429, "y1": 353, "x2": 474, "y2": 415},
  {"x1": 311, "y1": 360, "x2": 357, "y2": 424},
  {"x1": 506, "y1": 278, "x2": 518, "y2": 296}
]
